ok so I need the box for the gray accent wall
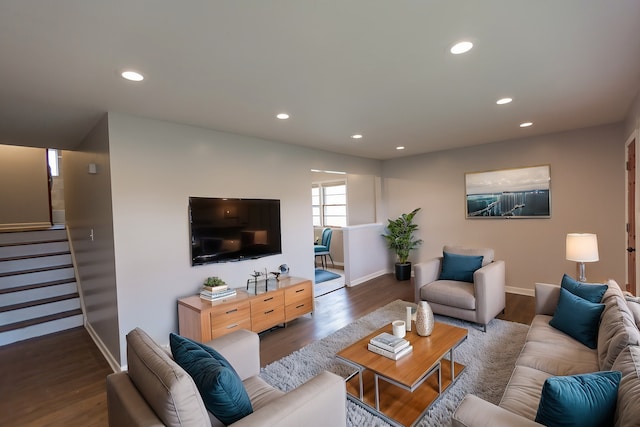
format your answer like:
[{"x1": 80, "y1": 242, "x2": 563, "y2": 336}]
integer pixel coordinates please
[
  {"x1": 382, "y1": 123, "x2": 626, "y2": 291},
  {"x1": 63, "y1": 115, "x2": 121, "y2": 366}
]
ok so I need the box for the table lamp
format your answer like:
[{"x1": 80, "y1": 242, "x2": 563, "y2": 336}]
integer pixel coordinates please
[{"x1": 566, "y1": 233, "x2": 599, "y2": 282}]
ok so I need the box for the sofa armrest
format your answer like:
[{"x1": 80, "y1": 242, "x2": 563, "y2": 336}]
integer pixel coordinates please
[
  {"x1": 106, "y1": 372, "x2": 165, "y2": 427},
  {"x1": 535, "y1": 282, "x2": 560, "y2": 315},
  {"x1": 414, "y1": 258, "x2": 442, "y2": 302},
  {"x1": 452, "y1": 395, "x2": 544, "y2": 427},
  {"x1": 231, "y1": 371, "x2": 346, "y2": 427},
  {"x1": 473, "y1": 260, "x2": 506, "y2": 325},
  {"x1": 204, "y1": 329, "x2": 260, "y2": 380}
]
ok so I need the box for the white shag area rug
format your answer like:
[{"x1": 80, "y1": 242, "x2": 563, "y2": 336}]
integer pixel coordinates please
[{"x1": 260, "y1": 299, "x2": 528, "y2": 427}]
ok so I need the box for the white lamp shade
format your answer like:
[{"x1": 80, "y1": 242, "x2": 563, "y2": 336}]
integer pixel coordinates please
[{"x1": 566, "y1": 233, "x2": 599, "y2": 262}]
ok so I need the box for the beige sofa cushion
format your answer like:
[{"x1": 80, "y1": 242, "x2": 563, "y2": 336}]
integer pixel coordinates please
[
  {"x1": 516, "y1": 340, "x2": 599, "y2": 376},
  {"x1": 611, "y1": 345, "x2": 640, "y2": 427},
  {"x1": 597, "y1": 282, "x2": 640, "y2": 370},
  {"x1": 243, "y1": 376, "x2": 285, "y2": 410},
  {"x1": 420, "y1": 280, "x2": 476, "y2": 310},
  {"x1": 499, "y1": 365, "x2": 552, "y2": 421},
  {"x1": 126, "y1": 328, "x2": 210, "y2": 427},
  {"x1": 626, "y1": 297, "x2": 640, "y2": 328},
  {"x1": 443, "y1": 245, "x2": 494, "y2": 266}
]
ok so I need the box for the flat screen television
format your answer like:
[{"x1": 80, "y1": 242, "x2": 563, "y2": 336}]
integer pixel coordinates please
[{"x1": 189, "y1": 197, "x2": 282, "y2": 265}]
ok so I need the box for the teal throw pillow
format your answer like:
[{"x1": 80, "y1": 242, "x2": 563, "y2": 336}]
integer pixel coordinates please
[
  {"x1": 561, "y1": 274, "x2": 608, "y2": 303},
  {"x1": 535, "y1": 371, "x2": 621, "y2": 427},
  {"x1": 169, "y1": 333, "x2": 253, "y2": 425},
  {"x1": 438, "y1": 252, "x2": 484, "y2": 283},
  {"x1": 549, "y1": 287, "x2": 605, "y2": 349}
]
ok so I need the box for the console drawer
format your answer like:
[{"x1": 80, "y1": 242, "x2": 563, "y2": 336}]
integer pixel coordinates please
[
  {"x1": 251, "y1": 305, "x2": 285, "y2": 332},
  {"x1": 209, "y1": 300, "x2": 251, "y2": 339},
  {"x1": 285, "y1": 281, "x2": 312, "y2": 305},
  {"x1": 251, "y1": 290, "x2": 284, "y2": 315},
  {"x1": 285, "y1": 299, "x2": 312, "y2": 322}
]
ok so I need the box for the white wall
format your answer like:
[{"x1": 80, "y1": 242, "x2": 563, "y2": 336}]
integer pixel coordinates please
[
  {"x1": 343, "y1": 223, "x2": 389, "y2": 286},
  {"x1": 383, "y1": 123, "x2": 626, "y2": 293},
  {"x1": 106, "y1": 113, "x2": 381, "y2": 365}
]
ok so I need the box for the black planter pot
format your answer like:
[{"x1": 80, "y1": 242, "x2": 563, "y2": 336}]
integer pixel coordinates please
[{"x1": 395, "y1": 262, "x2": 412, "y2": 281}]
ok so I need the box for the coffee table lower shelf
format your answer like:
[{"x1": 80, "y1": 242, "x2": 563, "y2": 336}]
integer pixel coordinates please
[{"x1": 344, "y1": 359, "x2": 465, "y2": 427}]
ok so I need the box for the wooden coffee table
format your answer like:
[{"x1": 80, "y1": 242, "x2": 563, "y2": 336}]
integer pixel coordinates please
[{"x1": 336, "y1": 321, "x2": 468, "y2": 427}]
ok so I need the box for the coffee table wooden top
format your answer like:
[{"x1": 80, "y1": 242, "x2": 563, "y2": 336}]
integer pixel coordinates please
[{"x1": 337, "y1": 321, "x2": 468, "y2": 388}]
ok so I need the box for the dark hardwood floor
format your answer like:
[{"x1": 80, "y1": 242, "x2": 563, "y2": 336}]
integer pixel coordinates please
[{"x1": 0, "y1": 274, "x2": 534, "y2": 426}]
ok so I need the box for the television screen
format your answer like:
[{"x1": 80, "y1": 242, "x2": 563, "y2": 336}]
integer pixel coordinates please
[{"x1": 189, "y1": 197, "x2": 282, "y2": 265}]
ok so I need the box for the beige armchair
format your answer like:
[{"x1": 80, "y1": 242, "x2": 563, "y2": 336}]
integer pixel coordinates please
[
  {"x1": 414, "y1": 245, "x2": 505, "y2": 332},
  {"x1": 106, "y1": 328, "x2": 346, "y2": 427}
]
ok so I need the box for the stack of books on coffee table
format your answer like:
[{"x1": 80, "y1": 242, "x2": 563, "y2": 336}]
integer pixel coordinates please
[
  {"x1": 200, "y1": 285, "x2": 237, "y2": 301},
  {"x1": 368, "y1": 332, "x2": 413, "y2": 360}
]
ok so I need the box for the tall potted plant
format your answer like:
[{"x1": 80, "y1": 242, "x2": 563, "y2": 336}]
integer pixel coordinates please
[{"x1": 382, "y1": 207, "x2": 423, "y2": 281}]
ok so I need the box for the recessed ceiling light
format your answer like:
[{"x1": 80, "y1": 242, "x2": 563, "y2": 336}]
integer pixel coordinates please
[
  {"x1": 450, "y1": 41, "x2": 473, "y2": 55},
  {"x1": 351, "y1": 134, "x2": 363, "y2": 139},
  {"x1": 396, "y1": 146, "x2": 405, "y2": 150},
  {"x1": 276, "y1": 113, "x2": 290, "y2": 120},
  {"x1": 496, "y1": 98, "x2": 513, "y2": 105},
  {"x1": 121, "y1": 70, "x2": 144, "y2": 81},
  {"x1": 520, "y1": 122, "x2": 533, "y2": 128}
]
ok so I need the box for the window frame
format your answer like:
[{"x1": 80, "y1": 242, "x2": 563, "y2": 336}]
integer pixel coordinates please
[{"x1": 312, "y1": 180, "x2": 347, "y2": 227}]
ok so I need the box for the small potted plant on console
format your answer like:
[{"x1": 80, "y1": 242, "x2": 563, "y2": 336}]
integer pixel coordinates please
[{"x1": 200, "y1": 276, "x2": 236, "y2": 301}]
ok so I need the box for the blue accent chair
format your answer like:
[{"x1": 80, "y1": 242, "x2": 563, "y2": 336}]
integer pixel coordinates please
[{"x1": 314, "y1": 228, "x2": 334, "y2": 269}]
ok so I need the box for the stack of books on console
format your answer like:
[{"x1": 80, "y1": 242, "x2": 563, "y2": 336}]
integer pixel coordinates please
[
  {"x1": 200, "y1": 285, "x2": 237, "y2": 301},
  {"x1": 368, "y1": 332, "x2": 413, "y2": 360}
]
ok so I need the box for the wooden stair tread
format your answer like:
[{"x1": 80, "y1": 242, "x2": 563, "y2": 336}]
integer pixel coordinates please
[
  {"x1": 0, "y1": 264, "x2": 74, "y2": 278},
  {"x1": 0, "y1": 309, "x2": 83, "y2": 333},
  {"x1": 0, "y1": 238, "x2": 68, "y2": 248},
  {"x1": 0, "y1": 278, "x2": 76, "y2": 295},
  {"x1": 0, "y1": 250, "x2": 71, "y2": 263},
  {"x1": 0, "y1": 293, "x2": 79, "y2": 313}
]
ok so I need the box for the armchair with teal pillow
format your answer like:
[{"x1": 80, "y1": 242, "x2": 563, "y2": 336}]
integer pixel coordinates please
[{"x1": 414, "y1": 245, "x2": 505, "y2": 332}]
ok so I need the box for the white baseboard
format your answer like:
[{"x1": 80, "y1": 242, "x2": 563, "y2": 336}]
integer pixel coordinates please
[
  {"x1": 347, "y1": 268, "x2": 391, "y2": 287},
  {"x1": 506, "y1": 286, "x2": 535, "y2": 297},
  {"x1": 85, "y1": 320, "x2": 122, "y2": 373}
]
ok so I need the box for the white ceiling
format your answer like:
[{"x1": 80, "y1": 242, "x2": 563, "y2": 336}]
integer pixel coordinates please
[{"x1": 1, "y1": 1, "x2": 639, "y2": 160}]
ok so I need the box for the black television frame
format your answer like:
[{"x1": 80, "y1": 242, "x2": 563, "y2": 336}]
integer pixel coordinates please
[{"x1": 189, "y1": 197, "x2": 282, "y2": 266}]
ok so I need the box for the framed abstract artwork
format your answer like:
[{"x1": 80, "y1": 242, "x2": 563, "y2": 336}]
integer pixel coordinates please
[{"x1": 465, "y1": 165, "x2": 551, "y2": 218}]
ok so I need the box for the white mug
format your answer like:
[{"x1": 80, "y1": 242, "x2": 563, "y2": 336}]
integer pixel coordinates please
[{"x1": 392, "y1": 320, "x2": 406, "y2": 338}]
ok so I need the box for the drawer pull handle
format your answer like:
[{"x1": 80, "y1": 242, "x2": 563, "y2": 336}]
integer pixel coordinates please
[
  {"x1": 295, "y1": 289, "x2": 304, "y2": 293},
  {"x1": 263, "y1": 297, "x2": 274, "y2": 302},
  {"x1": 296, "y1": 304, "x2": 304, "y2": 309},
  {"x1": 265, "y1": 309, "x2": 274, "y2": 314},
  {"x1": 226, "y1": 323, "x2": 238, "y2": 329},
  {"x1": 225, "y1": 308, "x2": 238, "y2": 314}
]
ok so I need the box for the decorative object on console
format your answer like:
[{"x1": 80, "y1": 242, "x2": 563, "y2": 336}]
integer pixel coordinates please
[
  {"x1": 415, "y1": 300, "x2": 434, "y2": 336},
  {"x1": 406, "y1": 306, "x2": 413, "y2": 331},
  {"x1": 203, "y1": 276, "x2": 227, "y2": 290},
  {"x1": 278, "y1": 264, "x2": 289, "y2": 276},
  {"x1": 381, "y1": 207, "x2": 423, "y2": 281},
  {"x1": 201, "y1": 276, "x2": 236, "y2": 301},
  {"x1": 566, "y1": 233, "x2": 599, "y2": 282}
]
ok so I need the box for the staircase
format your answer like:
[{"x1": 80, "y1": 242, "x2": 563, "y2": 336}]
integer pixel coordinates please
[{"x1": 0, "y1": 227, "x2": 84, "y2": 346}]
